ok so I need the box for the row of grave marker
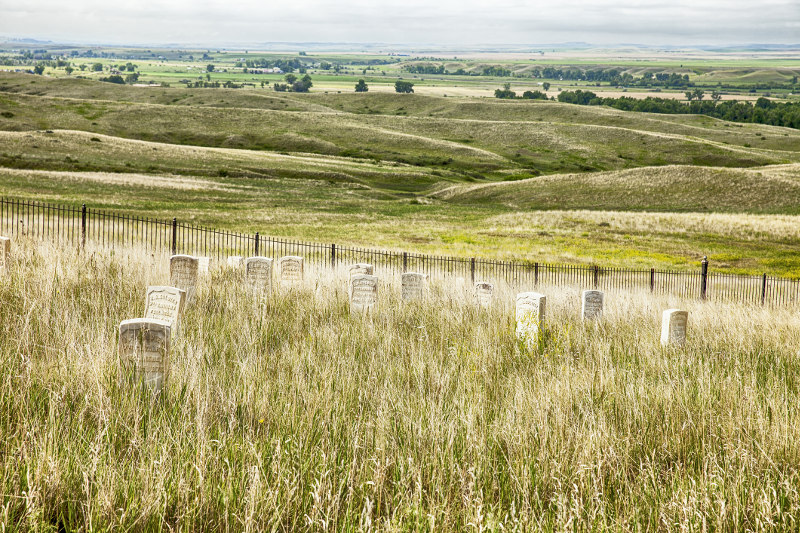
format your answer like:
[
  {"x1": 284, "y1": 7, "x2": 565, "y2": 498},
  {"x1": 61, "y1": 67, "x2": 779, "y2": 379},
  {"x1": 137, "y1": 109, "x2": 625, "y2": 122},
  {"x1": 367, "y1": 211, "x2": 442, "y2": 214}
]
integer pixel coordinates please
[{"x1": 117, "y1": 254, "x2": 689, "y2": 394}]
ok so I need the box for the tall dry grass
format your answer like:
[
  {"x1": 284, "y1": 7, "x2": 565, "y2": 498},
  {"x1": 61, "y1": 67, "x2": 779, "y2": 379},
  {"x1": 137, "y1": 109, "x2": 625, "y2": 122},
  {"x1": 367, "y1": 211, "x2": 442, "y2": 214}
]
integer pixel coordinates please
[{"x1": 0, "y1": 238, "x2": 798, "y2": 531}]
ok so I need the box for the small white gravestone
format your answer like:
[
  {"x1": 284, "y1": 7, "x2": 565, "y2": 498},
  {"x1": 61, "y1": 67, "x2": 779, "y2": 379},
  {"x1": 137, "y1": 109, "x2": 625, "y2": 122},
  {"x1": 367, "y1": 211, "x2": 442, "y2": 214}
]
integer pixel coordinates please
[
  {"x1": 516, "y1": 292, "x2": 546, "y2": 350},
  {"x1": 661, "y1": 309, "x2": 688, "y2": 347},
  {"x1": 227, "y1": 256, "x2": 243, "y2": 268},
  {"x1": 350, "y1": 274, "x2": 378, "y2": 314},
  {"x1": 197, "y1": 256, "x2": 211, "y2": 274},
  {"x1": 475, "y1": 281, "x2": 493, "y2": 307},
  {"x1": 402, "y1": 272, "x2": 428, "y2": 301},
  {"x1": 0, "y1": 236, "x2": 9, "y2": 270},
  {"x1": 581, "y1": 290, "x2": 604, "y2": 321},
  {"x1": 119, "y1": 318, "x2": 171, "y2": 394},
  {"x1": 349, "y1": 263, "x2": 373, "y2": 281},
  {"x1": 279, "y1": 256, "x2": 304, "y2": 286},
  {"x1": 245, "y1": 256, "x2": 273, "y2": 295},
  {"x1": 144, "y1": 286, "x2": 186, "y2": 330},
  {"x1": 170, "y1": 255, "x2": 199, "y2": 303}
]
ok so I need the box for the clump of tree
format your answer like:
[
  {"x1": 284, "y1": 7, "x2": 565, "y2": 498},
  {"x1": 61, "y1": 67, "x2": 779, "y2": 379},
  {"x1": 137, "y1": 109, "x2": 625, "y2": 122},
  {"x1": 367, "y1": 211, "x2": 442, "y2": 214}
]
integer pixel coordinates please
[
  {"x1": 99, "y1": 75, "x2": 125, "y2": 84},
  {"x1": 494, "y1": 83, "x2": 516, "y2": 99},
  {"x1": 273, "y1": 74, "x2": 313, "y2": 93},
  {"x1": 521, "y1": 90, "x2": 548, "y2": 100},
  {"x1": 355, "y1": 79, "x2": 368, "y2": 92},
  {"x1": 395, "y1": 81, "x2": 414, "y2": 93}
]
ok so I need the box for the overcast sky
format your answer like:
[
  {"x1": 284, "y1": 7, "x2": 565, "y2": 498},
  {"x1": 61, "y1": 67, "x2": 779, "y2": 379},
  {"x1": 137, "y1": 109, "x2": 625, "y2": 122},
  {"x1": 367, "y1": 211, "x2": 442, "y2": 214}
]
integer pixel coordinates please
[{"x1": 1, "y1": 0, "x2": 799, "y2": 47}]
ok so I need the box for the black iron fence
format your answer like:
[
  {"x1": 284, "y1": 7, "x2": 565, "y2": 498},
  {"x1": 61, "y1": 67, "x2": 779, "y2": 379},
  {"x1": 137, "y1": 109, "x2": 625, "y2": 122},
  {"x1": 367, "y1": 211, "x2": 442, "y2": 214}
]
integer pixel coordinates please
[{"x1": 2, "y1": 197, "x2": 799, "y2": 306}]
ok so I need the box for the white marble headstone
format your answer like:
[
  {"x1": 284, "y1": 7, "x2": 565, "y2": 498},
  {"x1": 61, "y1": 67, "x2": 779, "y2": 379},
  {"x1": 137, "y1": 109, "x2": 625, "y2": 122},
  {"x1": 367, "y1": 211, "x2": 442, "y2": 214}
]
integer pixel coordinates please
[
  {"x1": 279, "y1": 256, "x2": 304, "y2": 286},
  {"x1": 349, "y1": 263, "x2": 373, "y2": 281},
  {"x1": 581, "y1": 290, "x2": 604, "y2": 321},
  {"x1": 350, "y1": 274, "x2": 378, "y2": 314},
  {"x1": 516, "y1": 292, "x2": 546, "y2": 350},
  {"x1": 475, "y1": 281, "x2": 493, "y2": 307},
  {"x1": 119, "y1": 318, "x2": 171, "y2": 394},
  {"x1": 144, "y1": 286, "x2": 186, "y2": 330},
  {"x1": 169, "y1": 255, "x2": 199, "y2": 303},
  {"x1": 0, "y1": 236, "x2": 9, "y2": 270},
  {"x1": 661, "y1": 309, "x2": 688, "y2": 347},
  {"x1": 245, "y1": 256, "x2": 273, "y2": 295},
  {"x1": 227, "y1": 256, "x2": 243, "y2": 268},
  {"x1": 197, "y1": 256, "x2": 211, "y2": 274},
  {"x1": 402, "y1": 272, "x2": 427, "y2": 301}
]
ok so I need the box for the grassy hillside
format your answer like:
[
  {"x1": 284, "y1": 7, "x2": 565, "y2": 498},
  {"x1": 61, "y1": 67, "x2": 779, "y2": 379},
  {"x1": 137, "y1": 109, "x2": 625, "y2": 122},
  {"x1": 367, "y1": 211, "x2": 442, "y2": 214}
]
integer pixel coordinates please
[{"x1": 1, "y1": 240, "x2": 798, "y2": 530}]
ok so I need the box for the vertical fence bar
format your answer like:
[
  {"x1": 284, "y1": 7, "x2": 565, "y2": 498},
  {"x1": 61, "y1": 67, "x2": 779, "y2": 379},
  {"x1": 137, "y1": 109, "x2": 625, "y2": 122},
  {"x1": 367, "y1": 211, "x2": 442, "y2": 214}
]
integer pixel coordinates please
[
  {"x1": 331, "y1": 243, "x2": 336, "y2": 268},
  {"x1": 403, "y1": 252, "x2": 408, "y2": 273},
  {"x1": 761, "y1": 273, "x2": 767, "y2": 305},
  {"x1": 171, "y1": 218, "x2": 177, "y2": 255},
  {"x1": 255, "y1": 232, "x2": 260, "y2": 256},
  {"x1": 700, "y1": 256, "x2": 708, "y2": 301},
  {"x1": 80, "y1": 204, "x2": 86, "y2": 250}
]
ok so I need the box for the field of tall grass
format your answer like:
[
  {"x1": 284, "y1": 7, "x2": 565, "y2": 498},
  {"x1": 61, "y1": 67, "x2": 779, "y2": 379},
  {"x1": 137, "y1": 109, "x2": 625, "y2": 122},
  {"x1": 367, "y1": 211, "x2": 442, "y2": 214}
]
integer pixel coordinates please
[{"x1": 1, "y1": 238, "x2": 798, "y2": 530}]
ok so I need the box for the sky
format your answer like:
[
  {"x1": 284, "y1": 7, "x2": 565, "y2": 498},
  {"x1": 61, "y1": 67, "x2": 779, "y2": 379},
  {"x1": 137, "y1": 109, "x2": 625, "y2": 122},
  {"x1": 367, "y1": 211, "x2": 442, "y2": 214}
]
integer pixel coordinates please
[{"x1": 1, "y1": 0, "x2": 799, "y2": 47}]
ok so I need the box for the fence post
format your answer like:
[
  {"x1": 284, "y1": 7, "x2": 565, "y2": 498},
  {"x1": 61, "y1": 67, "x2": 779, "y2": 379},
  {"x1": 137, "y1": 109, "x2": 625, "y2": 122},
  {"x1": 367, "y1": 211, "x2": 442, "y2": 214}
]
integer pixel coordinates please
[
  {"x1": 534, "y1": 262, "x2": 539, "y2": 287},
  {"x1": 650, "y1": 268, "x2": 655, "y2": 293},
  {"x1": 470, "y1": 257, "x2": 475, "y2": 284},
  {"x1": 331, "y1": 243, "x2": 336, "y2": 268},
  {"x1": 700, "y1": 256, "x2": 709, "y2": 301},
  {"x1": 171, "y1": 217, "x2": 177, "y2": 255},
  {"x1": 761, "y1": 273, "x2": 767, "y2": 305},
  {"x1": 254, "y1": 232, "x2": 260, "y2": 256},
  {"x1": 403, "y1": 252, "x2": 408, "y2": 273},
  {"x1": 80, "y1": 204, "x2": 86, "y2": 250},
  {"x1": 593, "y1": 265, "x2": 599, "y2": 289}
]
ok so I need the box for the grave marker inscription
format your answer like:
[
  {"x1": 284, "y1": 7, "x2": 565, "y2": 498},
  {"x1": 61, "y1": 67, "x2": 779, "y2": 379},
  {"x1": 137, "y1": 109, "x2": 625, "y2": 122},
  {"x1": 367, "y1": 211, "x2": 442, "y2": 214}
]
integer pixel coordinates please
[
  {"x1": 246, "y1": 257, "x2": 273, "y2": 295},
  {"x1": 170, "y1": 255, "x2": 199, "y2": 303},
  {"x1": 516, "y1": 292, "x2": 546, "y2": 350},
  {"x1": 661, "y1": 309, "x2": 688, "y2": 347},
  {"x1": 279, "y1": 256, "x2": 304, "y2": 286},
  {"x1": 402, "y1": 272, "x2": 427, "y2": 301},
  {"x1": 350, "y1": 274, "x2": 378, "y2": 314},
  {"x1": 119, "y1": 318, "x2": 171, "y2": 394},
  {"x1": 144, "y1": 286, "x2": 186, "y2": 329},
  {"x1": 581, "y1": 290, "x2": 604, "y2": 321}
]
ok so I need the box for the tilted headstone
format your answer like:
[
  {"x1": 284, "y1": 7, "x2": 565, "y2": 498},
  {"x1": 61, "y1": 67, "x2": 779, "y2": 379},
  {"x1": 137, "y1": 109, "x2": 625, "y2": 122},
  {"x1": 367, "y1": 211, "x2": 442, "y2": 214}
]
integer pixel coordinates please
[
  {"x1": 170, "y1": 255, "x2": 199, "y2": 303},
  {"x1": 349, "y1": 263, "x2": 373, "y2": 281},
  {"x1": 402, "y1": 272, "x2": 428, "y2": 301},
  {"x1": 245, "y1": 256, "x2": 273, "y2": 295},
  {"x1": 144, "y1": 286, "x2": 186, "y2": 330},
  {"x1": 581, "y1": 290, "x2": 604, "y2": 321},
  {"x1": 227, "y1": 256, "x2": 243, "y2": 268},
  {"x1": 279, "y1": 256, "x2": 304, "y2": 286},
  {"x1": 350, "y1": 274, "x2": 378, "y2": 314},
  {"x1": 118, "y1": 318, "x2": 171, "y2": 394},
  {"x1": 197, "y1": 256, "x2": 211, "y2": 274},
  {"x1": 516, "y1": 292, "x2": 546, "y2": 350},
  {"x1": 661, "y1": 309, "x2": 688, "y2": 347},
  {"x1": 0, "y1": 236, "x2": 9, "y2": 270},
  {"x1": 475, "y1": 281, "x2": 493, "y2": 307}
]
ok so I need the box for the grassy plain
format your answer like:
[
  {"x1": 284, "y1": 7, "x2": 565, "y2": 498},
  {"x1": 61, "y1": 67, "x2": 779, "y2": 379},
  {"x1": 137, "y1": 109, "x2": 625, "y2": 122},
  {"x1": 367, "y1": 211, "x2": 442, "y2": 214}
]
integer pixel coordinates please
[{"x1": 1, "y1": 239, "x2": 798, "y2": 530}]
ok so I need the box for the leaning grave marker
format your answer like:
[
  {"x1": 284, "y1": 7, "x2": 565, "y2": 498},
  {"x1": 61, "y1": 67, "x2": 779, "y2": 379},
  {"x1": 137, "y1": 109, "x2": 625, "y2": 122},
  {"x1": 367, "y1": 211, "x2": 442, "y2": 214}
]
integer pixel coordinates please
[
  {"x1": 581, "y1": 290, "x2": 604, "y2": 321},
  {"x1": 516, "y1": 292, "x2": 546, "y2": 350},
  {"x1": 144, "y1": 286, "x2": 186, "y2": 330},
  {"x1": 350, "y1": 274, "x2": 378, "y2": 314},
  {"x1": 661, "y1": 309, "x2": 688, "y2": 347},
  {"x1": 118, "y1": 318, "x2": 171, "y2": 394},
  {"x1": 170, "y1": 255, "x2": 199, "y2": 303}
]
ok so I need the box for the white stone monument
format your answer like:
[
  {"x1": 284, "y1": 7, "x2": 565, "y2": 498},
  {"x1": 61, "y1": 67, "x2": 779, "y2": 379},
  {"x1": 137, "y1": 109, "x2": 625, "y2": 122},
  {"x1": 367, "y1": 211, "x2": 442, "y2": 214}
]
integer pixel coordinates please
[
  {"x1": 349, "y1": 263, "x2": 374, "y2": 281},
  {"x1": 401, "y1": 272, "x2": 427, "y2": 301},
  {"x1": 245, "y1": 256, "x2": 273, "y2": 295},
  {"x1": 144, "y1": 286, "x2": 186, "y2": 330},
  {"x1": 475, "y1": 281, "x2": 493, "y2": 307},
  {"x1": 227, "y1": 256, "x2": 243, "y2": 268},
  {"x1": 350, "y1": 274, "x2": 378, "y2": 314},
  {"x1": 661, "y1": 309, "x2": 688, "y2": 347},
  {"x1": 581, "y1": 290, "x2": 604, "y2": 321},
  {"x1": 516, "y1": 292, "x2": 546, "y2": 350},
  {"x1": 118, "y1": 318, "x2": 171, "y2": 394},
  {"x1": 197, "y1": 256, "x2": 211, "y2": 274},
  {"x1": 279, "y1": 256, "x2": 304, "y2": 286},
  {"x1": 0, "y1": 236, "x2": 9, "y2": 270},
  {"x1": 170, "y1": 255, "x2": 199, "y2": 303}
]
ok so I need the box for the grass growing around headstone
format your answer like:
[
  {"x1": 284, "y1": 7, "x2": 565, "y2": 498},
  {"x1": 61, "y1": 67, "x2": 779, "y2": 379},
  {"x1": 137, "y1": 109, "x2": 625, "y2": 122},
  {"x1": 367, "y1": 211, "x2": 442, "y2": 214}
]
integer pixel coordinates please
[{"x1": 0, "y1": 239, "x2": 798, "y2": 530}]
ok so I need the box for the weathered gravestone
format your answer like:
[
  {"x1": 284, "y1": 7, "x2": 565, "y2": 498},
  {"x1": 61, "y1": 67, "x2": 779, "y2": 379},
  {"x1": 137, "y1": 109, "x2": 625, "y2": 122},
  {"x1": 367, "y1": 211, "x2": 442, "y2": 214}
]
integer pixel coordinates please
[
  {"x1": 516, "y1": 292, "x2": 546, "y2": 350},
  {"x1": 245, "y1": 256, "x2": 273, "y2": 295},
  {"x1": 227, "y1": 256, "x2": 243, "y2": 268},
  {"x1": 350, "y1": 274, "x2": 378, "y2": 314},
  {"x1": 661, "y1": 309, "x2": 688, "y2": 347},
  {"x1": 475, "y1": 281, "x2": 493, "y2": 307},
  {"x1": 279, "y1": 256, "x2": 304, "y2": 286},
  {"x1": 581, "y1": 290, "x2": 604, "y2": 321},
  {"x1": 170, "y1": 255, "x2": 199, "y2": 303},
  {"x1": 197, "y1": 256, "x2": 211, "y2": 274},
  {"x1": 349, "y1": 263, "x2": 373, "y2": 281},
  {"x1": 402, "y1": 272, "x2": 427, "y2": 301},
  {"x1": 144, "y1": 286, "x2": 186, "y2": 330},
  {"x1": 0, "y1": 236, "x2": 9, "y2": 271},
  {"x1": 118, "y1": 318, "x2": 171, "y2": 394}
]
